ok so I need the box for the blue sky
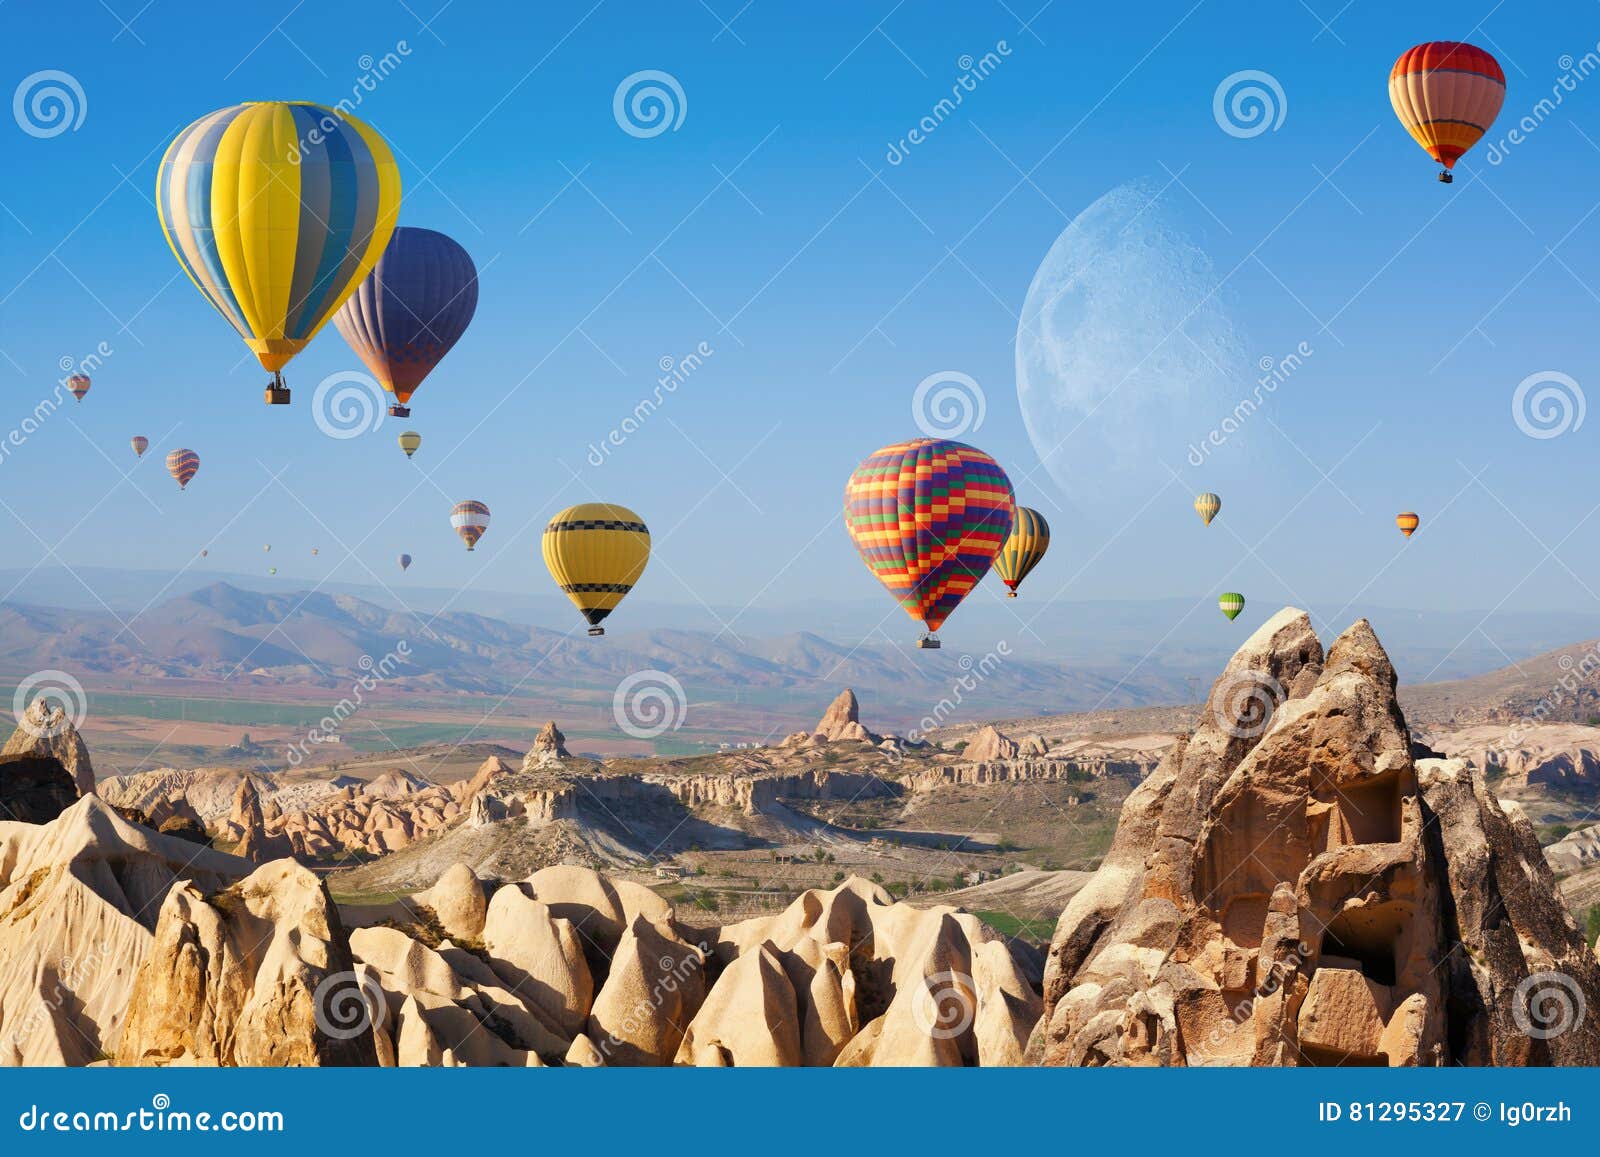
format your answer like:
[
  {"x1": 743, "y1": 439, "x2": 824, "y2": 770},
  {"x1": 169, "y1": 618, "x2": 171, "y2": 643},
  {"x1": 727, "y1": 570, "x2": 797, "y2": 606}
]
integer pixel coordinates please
[{"x1": 6, "y1": 0, "x2": 1600, "y2": 647}]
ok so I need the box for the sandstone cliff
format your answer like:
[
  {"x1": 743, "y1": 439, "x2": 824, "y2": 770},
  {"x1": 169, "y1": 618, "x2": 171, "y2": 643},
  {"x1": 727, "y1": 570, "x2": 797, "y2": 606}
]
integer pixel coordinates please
[{"x1": 1036, "y1": 609, "x2": 1600, "y2": 1067}]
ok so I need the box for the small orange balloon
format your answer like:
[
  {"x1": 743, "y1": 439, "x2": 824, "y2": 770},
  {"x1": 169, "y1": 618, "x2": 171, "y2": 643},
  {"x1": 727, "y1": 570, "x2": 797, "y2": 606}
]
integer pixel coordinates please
[{"x1": 1396, "y1": 512, "x2": 1419, "y2": 538}]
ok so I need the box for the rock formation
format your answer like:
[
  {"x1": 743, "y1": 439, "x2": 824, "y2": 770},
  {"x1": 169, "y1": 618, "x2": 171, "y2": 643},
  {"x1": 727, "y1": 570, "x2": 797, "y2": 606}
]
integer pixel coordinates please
[
  {"x1": 523, "y1": 722, "x2": 570, "y2": 770},
  {"x1": 0, "y1": 797, "x2": 245, "y2": 1064},
  {"x1": 1037, "y1": 609, "x2": 1600, "y2": 1067},
  {"x1": 783, "y1": 689, "x2": 882, "y2": 747},
  {"x1": 2, "y1": 702, "x2": 94, "y2": 797},
  {"x1": 116, "y1": 859, "x2": 378, "y2": 1066},
  {"x1": 229, "y1": 777, "x2": 294, "y2": 864},
  {"x1": 964, "y1": 725, "x2": 1020, "y2": 763},
  {"x1": 0, "y1": 753, "x2": 79, "y2": 824}
]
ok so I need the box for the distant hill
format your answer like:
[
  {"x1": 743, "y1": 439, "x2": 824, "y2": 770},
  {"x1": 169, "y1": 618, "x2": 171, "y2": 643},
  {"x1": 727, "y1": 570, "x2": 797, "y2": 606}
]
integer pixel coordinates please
[{"x1": 1401, "y1": 637, "x2": 1600, "y2": 727}]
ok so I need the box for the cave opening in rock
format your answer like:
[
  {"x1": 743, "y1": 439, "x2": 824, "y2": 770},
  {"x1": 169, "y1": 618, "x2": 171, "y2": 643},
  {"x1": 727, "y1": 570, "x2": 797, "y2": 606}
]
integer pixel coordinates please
[{"x1": 1320, "y1": 908, "x2": 1401, "y2": 987}]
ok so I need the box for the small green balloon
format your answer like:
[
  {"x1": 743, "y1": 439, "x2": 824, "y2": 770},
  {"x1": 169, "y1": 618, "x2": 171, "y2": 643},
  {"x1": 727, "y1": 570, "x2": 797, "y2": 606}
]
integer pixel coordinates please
[{"x1": 1218, "y1": 592, "x2": 1245, "y2": 621}]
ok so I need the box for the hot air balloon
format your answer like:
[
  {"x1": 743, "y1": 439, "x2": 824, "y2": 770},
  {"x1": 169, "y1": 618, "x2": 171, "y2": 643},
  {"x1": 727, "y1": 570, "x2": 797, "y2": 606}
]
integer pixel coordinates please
[
  {"x1": 1219, "y1": 592, "x2": 1245, "y2": 621},
  {"x1": 334, "y1": 228, "x2": 478, "y2": 417},
  {"x1": 268, "y1": 567, "x2": 277, "y2": 575},
  {"x1": 156, "y1": 102, "x2": 401, "y2": 404},
  {"x1": 993, "y1": 506, "x2": 1050, "y2": 598},
  {"x1": 311, "y1": 548, "x2": 319, "y2": 556},
  {"x1": 1396, "y1": 511, "x2": 1420, "y2": 538},
  {"x1": 451, "y1": 500, "x2": 490, "y2": 551},
  {"x1": 1194, "y1": 492, "x2": 1221, "y2": 526},
  {"x1": 67, "y1": 375, "x2": 90, "y2": 402},
  {"x1": 263, "y1": 544, "x2": 271, "y2": 552},
  {"x1": 130, "y1": 436, "x2": 149, "y2": 459},
  {"x1": 166, "y1": 448, "x2": 199, "y2": 490},
  {"x1": 1389, "y1": 42, "x2": 1505, "y2": 183},
  {"x1": 398, "y1": 430, "x2": 422, "y2": 459},
  {"x1": 845, "y1": 438, "x2": 1014, "y2": 648},
  {"x1": 398, "y1": 553, "x2": 412, "y2": 572},
  {"x1": 200, "y1": 549, "x2": 208, "y2": 558},
  {"x1": 542, "y1": 504, "x2": 651, "y2": 637}
]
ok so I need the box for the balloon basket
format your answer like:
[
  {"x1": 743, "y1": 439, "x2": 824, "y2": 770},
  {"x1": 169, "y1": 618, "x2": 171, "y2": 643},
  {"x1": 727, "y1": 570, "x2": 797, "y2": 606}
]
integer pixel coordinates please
[
  {"x1": 389, "y1": 404, "x2": 410, "y2": 417},
  {"x1": 918, "y1": 635, "x2": 941, "y2": 650},
  {"x1": 264, "y1": 385, "x2": 291, "y2": 404},
  {"x1": 1007, "y1": 591, "x2": 1017, "y2": 598},
  {"x1": 1437, "y1": 170, "x2": 1453, "y2": 184},
  {"x1": 587, "y1": 626, "x2": 606, "y2": 637}
]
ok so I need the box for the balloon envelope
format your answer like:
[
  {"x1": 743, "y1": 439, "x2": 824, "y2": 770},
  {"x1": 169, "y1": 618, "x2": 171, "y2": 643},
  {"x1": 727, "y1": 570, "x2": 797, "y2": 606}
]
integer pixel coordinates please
[
  {"x1": 130, "y1": 436, "x2": 149, "y2": 458},
  {"x1": 451, "y1": 500, "x2": 490, "y2": 551},
  {"x1": 67, "y1": 375, "x2": 90, "y2": 402},
  {"x1": 166, "y1": 448, "x2": 199, "y2": 490},
  {"x1": 1396, "y1": 511, "x2": 1420, "y2": 538},
  {"x1": 334, "y1": 227, "x2": 478, "y2": 413},
  {"x1": 398, "y1": 553, "x2": 411, "y2": 572},
  {"x1": 542, "y1": 504, "x2": 651, "y2": 633},
  {"x1": 398, "y1": 430, "x2": 422, "y2": 458},
  {"x1": 844, "y1": 438, "x2": 1014, "y2": 637},
  {"x1": 1219, "y1": 592, "x2": 1245, "y2": 621},
  {"x1": 1389, "y1": 43, "x2": 1504, "y2": 177},
  {"x1": 1194, "y1": 492, "x2": 1221, "y2": 526},
  {"x1": 992, "y1": 506, "x2": 1050, "y2": 597},
  {"x1": 156, "y1": 103, "x2": 400, "y2": 379}
]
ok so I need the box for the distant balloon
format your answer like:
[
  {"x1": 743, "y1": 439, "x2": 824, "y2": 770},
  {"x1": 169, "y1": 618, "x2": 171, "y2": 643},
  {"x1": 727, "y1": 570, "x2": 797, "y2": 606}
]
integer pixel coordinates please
[
  {"x1": 845, "y1": 438, "x2": 1014, "y2": 648},
  {"x1": 67, "y1": 375, "x2": 90, "y2": 402},
  {"x1": 451, "y1": 500, "x2": 490, "y2": 551},
  {"x1": 130, "y1": 435, "x2": 149, "y2": 458},
  {"x1": 166, "y1": 448, "x2": 199, "y2": 490},
  {"x1": 992, "y1": 506, "x2": 1050, "y2": 598},
  {"x1": 156, "y1": 102, "x2": 401, "y2": 403},
  {"x1": 542, "y1": 503, "x2": 651, "y2": 636},
  {"x1": 1219, "y1": 592, "x2": 1245, "y2": 621},
  {"x1": 1389, "y1": 42, "x2": 1504, "y2": 183},
  {"x1": 1194, "y1": 492, "x2": 1221, "y2": 526},
  {"x1": 398, "y1": 553, "x2": 412, "y2": 572},
  {"x1": 201, "y1": 549, "x2": 208, "y2": 557},
  {"x1": 334, "y1": 227, "x2": 479, "y2": 417},
  {"x1": 268, "y1": 567, "x2": 277, "y2": 575},
  {"x1": 311, "y1": 547, "x2": 319, "y2": 556},
  {"x1": 398, "y1": 430, "x2": 422, "y2": 458},
  {"x1": 263, "y1": 544, "x2": 271, "y2": 552},
  {"x1": 1396, "y1": 511, "x2": 1420, "y2": 539}
]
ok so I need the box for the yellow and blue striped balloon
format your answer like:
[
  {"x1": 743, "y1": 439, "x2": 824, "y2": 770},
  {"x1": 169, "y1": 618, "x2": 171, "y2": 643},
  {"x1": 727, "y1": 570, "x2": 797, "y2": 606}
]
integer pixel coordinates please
[
  {"x1": 993, "y1": 506, "x2": 1050, "y2": 597},
  {"x1": 156, "y1": 102, "x2": 401, "y2": 401}
]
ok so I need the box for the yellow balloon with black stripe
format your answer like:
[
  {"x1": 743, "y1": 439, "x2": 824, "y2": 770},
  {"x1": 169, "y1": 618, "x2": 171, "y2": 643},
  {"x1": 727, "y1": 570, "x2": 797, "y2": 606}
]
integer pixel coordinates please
[
  {"x1": 543, "y1": 504, "x2": 650, "y2": 636},
  {"x1": 156, "y1": 102, "x2": 401, "y2": 404},
  {"x1": 993, "y1": 506, "x2": 1050, "y2": 597}
]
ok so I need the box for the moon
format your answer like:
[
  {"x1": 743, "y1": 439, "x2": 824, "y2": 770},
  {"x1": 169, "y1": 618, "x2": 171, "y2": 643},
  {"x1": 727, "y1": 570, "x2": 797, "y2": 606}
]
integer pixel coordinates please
[{"x1": 1016, "y1": 180, "x2": 1250, "y2": 521}]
